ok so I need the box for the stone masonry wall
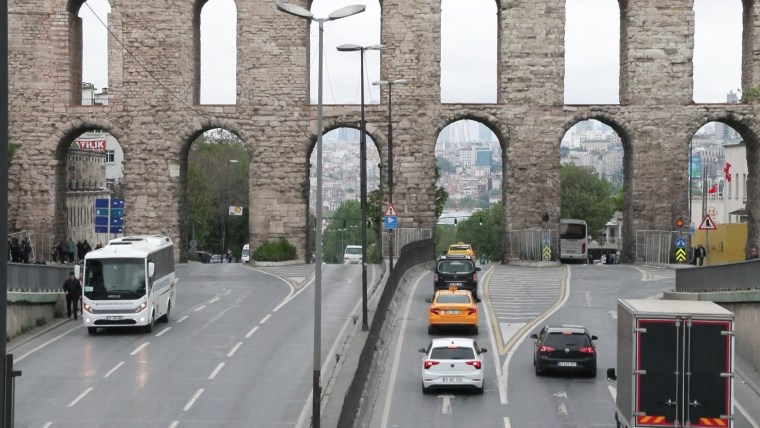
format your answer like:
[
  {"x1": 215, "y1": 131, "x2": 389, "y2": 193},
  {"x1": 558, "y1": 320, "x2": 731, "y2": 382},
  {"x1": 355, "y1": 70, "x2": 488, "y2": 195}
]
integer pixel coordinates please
[{"x1": 7, "y1": 0, "x2": 760, "y2": 262}]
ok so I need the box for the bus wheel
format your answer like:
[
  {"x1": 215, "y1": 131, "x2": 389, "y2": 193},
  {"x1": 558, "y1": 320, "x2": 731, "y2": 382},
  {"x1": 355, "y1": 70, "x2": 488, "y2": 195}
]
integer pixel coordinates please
[
  {"x1": 162, "y1": 302, "x2": 171, "y2": 323},
  {"x1": 144, "y1": 312, "x2": 155, "y2": 333},
  {"x1": 87, "y1": 327, "x2": 97, "y2": 335}
]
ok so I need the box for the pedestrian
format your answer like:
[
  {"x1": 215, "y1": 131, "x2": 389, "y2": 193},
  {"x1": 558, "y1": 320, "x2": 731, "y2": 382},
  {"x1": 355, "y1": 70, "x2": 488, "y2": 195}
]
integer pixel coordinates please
[
  {"x1": 51, "y1": 245, "x2": 58, "y2": 263},
  {"x1": 747, "y1": 247, "x2": 759, "y2": 260},
  {"x1": 82, "y1": 239, "x2": 92, "y2": 257},
  {"x1": 66, "y1": 238, "x2": 76, "y2": 264},
  {"x1": 57, "y1": 238, "x2": 68, "y2": 264},
  {"x1": 695, "y1": 244, "x2": 707, "y2": 266},
  {"x1": 62, "y1": 271, "x2": 82, "y2": 320}
]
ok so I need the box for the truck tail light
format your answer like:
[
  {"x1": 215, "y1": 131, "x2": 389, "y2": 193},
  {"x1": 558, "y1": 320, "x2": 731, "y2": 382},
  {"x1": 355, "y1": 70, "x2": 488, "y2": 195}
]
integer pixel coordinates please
[
  {"x1": 430, "y1": 308, "x2": 440, "y2": 315},
  {"x1": 580, "y1": 347, "x2": 594, "y2": 354},
  {"x1": 466, "y1": 360, "x2": 481, "y2": 369},
  {"x1": 539, "y1": 345, "x2": 555, "y2": 353},
  {"x1": 424, "y1": 360, "x2": 440, "y2": 369},
  {"x1": 467, "y1": 307, "x2": 477, "y2": 315}
]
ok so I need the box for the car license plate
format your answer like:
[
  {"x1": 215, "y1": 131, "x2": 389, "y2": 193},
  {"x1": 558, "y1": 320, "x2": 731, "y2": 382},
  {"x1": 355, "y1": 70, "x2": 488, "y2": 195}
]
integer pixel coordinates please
[
  {"x1": 558, "y1": 361, "x2": 577, "y2": 367},
  {"x1": 450, "y1": 283, "x2": 462, "y2": 287},
  {"x1": 107, "y1": 316, "x2": 122, "y2": 321},
  {"x1": 442, "y1": 376, "x2": 462, "y2": 383},
  {"x1": 445, "y1": 310, "x2": 459, "y2": 315}
]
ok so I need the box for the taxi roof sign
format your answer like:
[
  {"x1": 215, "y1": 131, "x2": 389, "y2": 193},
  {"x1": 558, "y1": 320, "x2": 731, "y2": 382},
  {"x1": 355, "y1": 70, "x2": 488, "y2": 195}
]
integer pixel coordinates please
[{"x1": 698, "y1": 214, "x2": 718, "y2": 231}]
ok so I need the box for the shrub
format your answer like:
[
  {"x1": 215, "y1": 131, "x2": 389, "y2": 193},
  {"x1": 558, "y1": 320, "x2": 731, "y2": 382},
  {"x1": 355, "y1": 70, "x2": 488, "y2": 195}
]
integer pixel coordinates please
[
  {"x1": 366, "y1": 243, "x2": 382, "y2": 264},
  {"x1": 253, "y1": 238, "x2": 297, "y2": 262}
]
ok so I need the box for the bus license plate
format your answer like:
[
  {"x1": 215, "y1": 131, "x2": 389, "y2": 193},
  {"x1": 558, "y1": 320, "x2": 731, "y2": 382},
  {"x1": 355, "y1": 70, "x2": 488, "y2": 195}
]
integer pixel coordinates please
[
  {"x1": 558, "y1": 362, "x2": 577, "y2": 367},
  {"x1": 107, "y1": 316, "x2": 122, "y2": 321},
  {"x1": 442, "y1": 377, "x2": 462, "y2": 383}
]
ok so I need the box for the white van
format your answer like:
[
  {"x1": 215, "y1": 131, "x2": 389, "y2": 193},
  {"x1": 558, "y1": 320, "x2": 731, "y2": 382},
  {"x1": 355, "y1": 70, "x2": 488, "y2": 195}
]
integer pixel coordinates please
[
  {"x1": 343, "y1": 245, "x2": 362, "y2": 264},
  {"x1": 241, "y1": 244, "x2": 250, "y2": 263}
]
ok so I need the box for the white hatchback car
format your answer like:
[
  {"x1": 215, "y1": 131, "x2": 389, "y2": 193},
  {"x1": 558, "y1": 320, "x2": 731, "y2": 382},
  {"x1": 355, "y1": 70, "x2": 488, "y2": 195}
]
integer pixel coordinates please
[{"x1": 419, "y1": 337, "x2": 487, "y2": 394}]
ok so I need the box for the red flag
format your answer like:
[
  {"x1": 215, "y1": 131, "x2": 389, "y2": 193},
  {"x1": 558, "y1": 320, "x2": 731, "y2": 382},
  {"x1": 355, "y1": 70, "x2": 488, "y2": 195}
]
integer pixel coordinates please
[
  {"x1": 724, "y1": 162, "x2": 732, "y2": 181},
  {"x1": 708, "y1": 184, "x2": 718, "y2": 194}
]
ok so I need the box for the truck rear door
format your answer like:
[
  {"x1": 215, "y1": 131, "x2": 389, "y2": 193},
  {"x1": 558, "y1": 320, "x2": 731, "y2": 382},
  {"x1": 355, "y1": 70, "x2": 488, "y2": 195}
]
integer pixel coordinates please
[
  {"x1": 636, "y1": 319, "x2": 680, "y2": 427},
  {"x1": 684, "y1": 319, "x2": 732, "y2": 427}
]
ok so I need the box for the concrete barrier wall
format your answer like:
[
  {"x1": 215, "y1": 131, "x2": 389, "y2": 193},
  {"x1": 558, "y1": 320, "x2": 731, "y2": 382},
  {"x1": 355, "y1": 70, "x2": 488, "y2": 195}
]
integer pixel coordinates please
[
  {"x1": 6, "y1": 292, "x2": 65, "y2": 340},
  {"x1": 719, "y1": 302, "x2": 760, "y2": 372},
  {"x1": 675, "y1": 259, "x2": 760, "y2": 292},
  {"x1": 6, "y1": 262, "x2": 72, "y2": 291},
  {"x1": 338, "y1": 239, "x2": 435, "y2": 427}
]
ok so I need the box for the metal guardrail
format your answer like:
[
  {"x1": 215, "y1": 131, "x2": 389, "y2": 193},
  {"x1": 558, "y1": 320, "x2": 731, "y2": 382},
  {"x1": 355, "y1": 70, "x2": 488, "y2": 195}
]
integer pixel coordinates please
[
  {"x1": 381, "y1": 228, "x2": 433, "y2": 257},
  {"x1": 5, "y1": 262, "x2": 70, "y2": 291},
  {"x1": 676, "y1": 259, "x2": 760, "y2": 292},
  {"x1": 635, "y1": 230, "x2": 690, "y2": 266},
  {"x1": 507, "y1": 229, "x2": 557, "y2": 261}
]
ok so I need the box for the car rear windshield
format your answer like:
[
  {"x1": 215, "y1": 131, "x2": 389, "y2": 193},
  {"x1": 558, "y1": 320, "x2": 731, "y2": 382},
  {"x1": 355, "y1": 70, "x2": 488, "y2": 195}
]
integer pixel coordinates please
[
  {"x1": 544, "y1": 332, "x2": 589, "y2": 348},
  {"x1": 438, "y1": 261, "x2": 474, "y2": 273},
  {"x1": 430, "y1": 346, "x2": 475, "y2": 360},
  {"x1": 436, "y1": 294, "x2": 471, "y2": 304}
]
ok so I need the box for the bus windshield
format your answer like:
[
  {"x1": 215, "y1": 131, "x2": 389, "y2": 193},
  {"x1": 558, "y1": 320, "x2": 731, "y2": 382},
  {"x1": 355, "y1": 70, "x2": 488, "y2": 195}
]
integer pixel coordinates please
[
  {"x1": 84, "y1": 258, "x2": 147, "y2": 300},
  {"x1": 559, "y1": 223, "x2": 587, "y2": 240}
]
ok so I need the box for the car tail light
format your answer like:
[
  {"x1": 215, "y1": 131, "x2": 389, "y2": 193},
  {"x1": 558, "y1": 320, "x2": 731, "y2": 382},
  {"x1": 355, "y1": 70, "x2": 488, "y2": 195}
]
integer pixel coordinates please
[
  {"x1": 433, "y1": 273, "x2": 439, "y2": 284},
  {"x1": 473, "y1": 272, "x2": 478, "y2": 282},
  {"x1": 539, "y1": 345, "x2": 555, "y2": 353},
  {"x1": 579, "y1": 347, "x2": 594, "y2": 354},
  {"x1": 430, "y1": 307, "x2": 440, "y2": 315},
  {"x1": 467, "y1": 307, "x2": 477, "y2": 315},
  {"x1": 466, "y1": 360, "x2": 481, "y2": 369},
  {"x1": 424, "y1": 360, "x2": 440, "y2": 369}
]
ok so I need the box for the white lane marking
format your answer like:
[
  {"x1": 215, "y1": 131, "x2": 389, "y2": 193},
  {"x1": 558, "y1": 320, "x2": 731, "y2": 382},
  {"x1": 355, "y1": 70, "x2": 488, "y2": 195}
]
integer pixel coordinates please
[
  {"x1": 208, "y1": 362, "x2": 225, "y2": 380},
  {"x1": 248, "y1": 266, "x2": 299, "y2": 312},
  {"x1": 195, "y1": 305, "x2": 206, "y2": 312},
  {"x1": 245, "y1": 326, "x2": 259, "y2": 338},
  {"x1": 224, "y1": 289, "x2": 232, "y2": 296},
  {"x1": 183, "y1": 388, "x2": 204, "y2": 412},
  {"x1": 553, "y1": 391, "x2": 567, "y2": 399},
  {"x1": 177, "y1": 315, "x2": 189, "y2": 323},
  {"x1": 227, "y1": 342, "x2": 243, "y2": 358},
  {"x1": 43, "y1": 423, "x2": 53, "y2": 428},
  {"x1": 502, "y1": 266, "x2": 572, "y2": 404},
  {"x1": 480, "y1": 265, "x2": 507, "y2": 404},
  {"x1": 168, "y1": 421, "x2": 179, "y2": 428},
  {"x1": 208, "y1": 296, "x2": 220, "y2": 304},
  {"x1": 104, "y1": 361, "x2": 124, "y2": 378},
  {"x1": 558, "y1": 403, "x2": 568, "y2": 415},
  {"x1": 608, "y1": 385, "x2": 617, "y2": 400},
  {"x1": 130, "y1": 342, "x2": 150, "y2": 356},
  {"x1": 14, "y1": 324, "x2": 81, "y2": 363},
  {"x1": 156, "y1": 327, "x2": 171, "y2": 337},
  {"x1": 68, "y1": 387, "x2": 93, "y2": 407},
  {"x1": 440, "y1": 395, "x2": 454, "y2": 414},
  {"x1": 608, "y1": 310, "x2": 617, "y2": 319},
  {"x1": 260, "y1": 314, "x2": 271, "y2": 324},
  {"x1": 504, "y1": 417, "x2": 511, "y2": 428},
  {"x1": 736, "y1": 401, "x2": 760, "y2": 428},
  {"x1": 380, "y1": 271, "x2": 428, "y2": 428},
  {"x1": 584, "y1": 290, "x2": 592, "y2": 307}
]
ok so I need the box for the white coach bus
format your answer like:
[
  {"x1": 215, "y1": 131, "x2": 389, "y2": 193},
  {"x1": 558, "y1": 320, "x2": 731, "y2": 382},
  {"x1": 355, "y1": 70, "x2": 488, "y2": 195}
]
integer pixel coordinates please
[
  {"x1": 76, "y1": 235, "x2": 176, "y2": 335},
  {"x1": 558, "y1": 219, "x2": 589, "y2": 263}
]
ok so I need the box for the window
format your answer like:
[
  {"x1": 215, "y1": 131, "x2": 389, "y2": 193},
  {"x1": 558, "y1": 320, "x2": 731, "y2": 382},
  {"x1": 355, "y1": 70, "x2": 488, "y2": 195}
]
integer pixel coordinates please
[
  {"x1": 430, "y1": 346, "x2": 475, "y2": 360},
  {"x1": 106, "y1": 150, "x2": 115, "y2": 163}
]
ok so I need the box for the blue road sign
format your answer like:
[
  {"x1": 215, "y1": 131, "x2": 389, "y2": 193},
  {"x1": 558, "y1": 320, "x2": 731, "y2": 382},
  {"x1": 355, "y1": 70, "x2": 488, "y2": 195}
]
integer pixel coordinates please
[
  {"x1": 384, "y1": 216, "x2": 398, "y2": 230},
  {"x1": 95, "y1": 226, "x2": 124, "y2": 234},
  {"x1": 95, "y1": 208, "x2": 124, "y2": 217},
  {"x1": 95, "y1": 198, "x2": 124, "y2": 208},
  {"x1": 543, "y1": 236, "x2": 551, "y2": 245},
  {"x1": 95, "y1": 217, "x2": 124, "y2": 226},
  {"x1": 675, "y1": 237, "x2": 687, "y2": 248}
]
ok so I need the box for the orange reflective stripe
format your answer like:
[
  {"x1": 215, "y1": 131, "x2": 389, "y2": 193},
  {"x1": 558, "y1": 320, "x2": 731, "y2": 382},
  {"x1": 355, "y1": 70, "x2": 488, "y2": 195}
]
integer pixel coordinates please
[
  {"x1": 700, "y1": 418, "x2": 713, "y2": 426},
  {"x1": 714, "y1": 419, "x2": 726, "y2": 427},
  {"x1": 639, "y1": 416, "x2": 651, "y2": 423},
  {"x1": 654, "y1": 416, "x2": 665, "y2": 423}
]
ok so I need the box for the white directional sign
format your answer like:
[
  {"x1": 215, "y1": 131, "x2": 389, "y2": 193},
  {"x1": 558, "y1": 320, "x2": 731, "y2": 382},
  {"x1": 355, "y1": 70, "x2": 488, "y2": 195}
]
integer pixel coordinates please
[{"x1": 698, "y1": 214, "x2": 717, "y2": 231}]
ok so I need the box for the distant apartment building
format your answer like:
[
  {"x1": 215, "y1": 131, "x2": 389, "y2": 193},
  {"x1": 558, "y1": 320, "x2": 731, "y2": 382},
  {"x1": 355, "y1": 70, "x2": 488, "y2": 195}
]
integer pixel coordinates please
[{"x1": 82, "y1": 82, "x2": 109, "y2": 106}]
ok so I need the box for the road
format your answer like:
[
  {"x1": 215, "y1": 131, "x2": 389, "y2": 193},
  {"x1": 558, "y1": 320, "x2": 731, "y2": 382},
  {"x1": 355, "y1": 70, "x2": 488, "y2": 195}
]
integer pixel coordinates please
[
  {"x1": 10, "y1": 261, "x2": 377, "y2": 428},
  {"x1": 368, "y1": 263, "x2": 760, "y2": 428}
]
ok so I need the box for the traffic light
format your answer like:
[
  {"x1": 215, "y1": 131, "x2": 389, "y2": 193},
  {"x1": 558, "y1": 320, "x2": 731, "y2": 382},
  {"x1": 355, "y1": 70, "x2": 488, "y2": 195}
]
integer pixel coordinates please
[
  {"x1": 479, "y1": 217, "x2": 483, "y2": 226},
  {"x1": 542, "y1": 212, "x2": 550, "y2": 223},
  {"x1": 676, "y1": 217, "x2": 684, "y2": 228},
  {"x1": 454, "y1": 218, "x2": 458, "y2": 226}
]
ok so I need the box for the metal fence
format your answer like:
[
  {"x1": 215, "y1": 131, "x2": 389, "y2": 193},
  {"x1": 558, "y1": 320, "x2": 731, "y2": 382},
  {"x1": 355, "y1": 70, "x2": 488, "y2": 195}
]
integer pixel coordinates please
[
  {"x1": 506, "y1": 229, "x2": 557, "y2": 261},
  {"x1": 381, "y1": 228, "x2": 433, "y2": 257},
  {"x1": 635, "y1": 230, "x2": 691, "y2": 265},
  {"x1": 7, "y1": 231, "x2": 58, "y2": 264}
]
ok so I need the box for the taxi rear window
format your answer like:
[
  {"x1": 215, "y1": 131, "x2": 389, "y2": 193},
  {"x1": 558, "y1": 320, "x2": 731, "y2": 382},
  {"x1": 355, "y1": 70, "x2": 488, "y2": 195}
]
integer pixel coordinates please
[
  {"x1": 430, "y1": 347, "x2": 475, "y2": 360},
  {"x1": 436, "y1": 294, "x2": 471, "y2": 304}
]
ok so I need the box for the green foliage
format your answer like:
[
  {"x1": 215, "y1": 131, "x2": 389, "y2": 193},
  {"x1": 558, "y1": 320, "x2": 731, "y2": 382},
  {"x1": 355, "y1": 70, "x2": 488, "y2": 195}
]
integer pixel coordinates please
[
  {"x1": 560, "y1": 164, "x2": 615, "y2": 237},
  {"x1": 612, "y1": 187, "x2": 624, "y2": 213},
  {"x1": 253, "y1": 238, "x2": 297, "y2": 262},
  {"x1": 741, "y1": 86, "x2": 760, "y2": 103},
  {"x1": 321, "y1": 200, "x2": 379, "y2": 264},
  {"x1": 187, "y1": 130, "x2": 250, "y2": 255},
  {"x1": 8, "y1": 142, "x2": 19, "y2": 167},
  {"x1": 434, "y1": 165, "x2": 449, "y2": 218},
  {"x1": 451, "y1": 203, "x2": 502, "y2": 261},
  {"x1": 436, "y1": 156, "x2": 455, "y2": 174}
]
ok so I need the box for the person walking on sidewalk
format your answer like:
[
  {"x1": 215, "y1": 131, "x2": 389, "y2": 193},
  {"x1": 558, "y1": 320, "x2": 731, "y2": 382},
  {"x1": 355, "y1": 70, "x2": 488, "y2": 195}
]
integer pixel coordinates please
[{"x1": 62, "y1": 271, "x2": 82, "y2": 320}]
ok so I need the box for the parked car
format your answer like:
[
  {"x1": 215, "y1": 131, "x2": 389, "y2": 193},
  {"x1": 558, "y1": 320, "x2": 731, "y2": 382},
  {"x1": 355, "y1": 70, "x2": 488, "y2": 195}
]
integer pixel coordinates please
[
  {"x1": 530, "y1": 324, "x2": 598, "y2": 377},
  {"x1": 427, "y1": 288, "x2": 478, "y2": 335},
  {"x1": 434, "y1": 255, "x2": 481, "y2": 300},
  {"x1": 419, "y1": 337, "x2": 487, "y2": 394},
  {"x1": 209, "y1": 254, "x2": 223, "y2": 264}
]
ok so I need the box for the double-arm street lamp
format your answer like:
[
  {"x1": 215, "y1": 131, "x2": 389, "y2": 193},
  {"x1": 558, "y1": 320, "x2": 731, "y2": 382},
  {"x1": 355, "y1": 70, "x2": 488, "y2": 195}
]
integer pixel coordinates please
[
  {"x1": 221, "y1": 159, "x2": 238, "y2": 260},
  {"x1": 336, "y1": 43, "x2": 384, "y2": 332},
  {"x1": 276, "y1": 3, "x2": 365, "y2": 427},
  {"x1": 373, "y1": 79, "x2": 406, "y2": 272}
]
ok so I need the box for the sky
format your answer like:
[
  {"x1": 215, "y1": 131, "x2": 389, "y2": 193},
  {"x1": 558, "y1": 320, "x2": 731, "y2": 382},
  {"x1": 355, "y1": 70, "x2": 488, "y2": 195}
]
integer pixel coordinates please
[{"x1": 80, "y1": 0, "x2": 742, "y2": 106}]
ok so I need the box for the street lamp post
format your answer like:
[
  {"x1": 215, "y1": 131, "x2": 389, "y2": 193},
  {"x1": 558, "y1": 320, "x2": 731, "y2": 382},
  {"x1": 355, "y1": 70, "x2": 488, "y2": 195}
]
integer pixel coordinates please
[
  {"x1": 337, "y1": 43, "x2": 383, "y2": 332},
  {"x1": 276, "y1": 3, "x2": 365, "y2": 427},
  {"x1": 373, "y1": 79, "x2": 406, "y2": 272},
  {"x1": 221, "y1": 159, "x2": 238, "y2": 260}
]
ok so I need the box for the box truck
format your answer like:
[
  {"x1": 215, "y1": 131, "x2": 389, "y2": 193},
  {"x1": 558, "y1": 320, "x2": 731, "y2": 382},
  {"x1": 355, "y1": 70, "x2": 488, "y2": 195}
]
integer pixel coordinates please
[{"x1": 607, "y1": 299, "x2": 734, "y2": 428}]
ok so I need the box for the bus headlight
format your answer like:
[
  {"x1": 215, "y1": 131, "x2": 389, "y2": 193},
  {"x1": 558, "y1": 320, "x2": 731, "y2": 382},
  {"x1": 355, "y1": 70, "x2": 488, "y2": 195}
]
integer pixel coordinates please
[
  {"x1": 134, "y1": 302, "x2": 148, "y2": 313},
  {"x1": 83, "y1": 304, "x2": 93, "y2": 313}
]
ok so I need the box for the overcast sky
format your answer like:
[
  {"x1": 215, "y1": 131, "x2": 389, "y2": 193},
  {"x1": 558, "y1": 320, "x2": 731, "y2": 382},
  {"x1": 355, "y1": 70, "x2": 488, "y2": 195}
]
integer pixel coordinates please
[{"x1": 80, "y1": 0, "x2": 742, "y2": 106}]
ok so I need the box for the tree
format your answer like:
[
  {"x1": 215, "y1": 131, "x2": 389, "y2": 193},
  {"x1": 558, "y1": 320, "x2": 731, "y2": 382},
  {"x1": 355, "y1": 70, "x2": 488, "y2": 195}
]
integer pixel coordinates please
[
  {"x1": 434, "y1": 164, "x2": 448, "y2": 218},
  {"x1": 321, "y1": 200, "x2": 380, "y2": 264},
  {"x1": 560, "y1": 164, "x2": 615, "y2": 237},
  {"x1": 436, "y1": 157, "x2": 455, "y2": 174},
  {"x1": 452, "y1": 203, "x2": 502, "y2": 262}
]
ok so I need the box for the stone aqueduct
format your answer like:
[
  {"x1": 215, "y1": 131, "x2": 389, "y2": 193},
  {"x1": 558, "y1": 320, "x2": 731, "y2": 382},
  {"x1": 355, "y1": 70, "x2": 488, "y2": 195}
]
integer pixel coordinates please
[{"x1": 7, "y1": 0, "x2": 760, "y2": 262}]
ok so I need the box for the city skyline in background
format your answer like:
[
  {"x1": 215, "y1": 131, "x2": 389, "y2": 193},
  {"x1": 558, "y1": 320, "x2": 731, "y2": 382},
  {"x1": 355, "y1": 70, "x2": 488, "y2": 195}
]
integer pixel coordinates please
[{"x1": 79, "y1": 0, "x2": 743, "y2": 105}]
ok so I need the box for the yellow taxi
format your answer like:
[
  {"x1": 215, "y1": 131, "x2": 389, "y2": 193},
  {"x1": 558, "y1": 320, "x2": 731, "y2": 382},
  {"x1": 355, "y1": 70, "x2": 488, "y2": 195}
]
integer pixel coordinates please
[
  {"x1": 447, "y1": 242, "x2": 476, "y2": 260},
  {"x1": 427, "y1": 287, "x2": 479, "y2": 335}
]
